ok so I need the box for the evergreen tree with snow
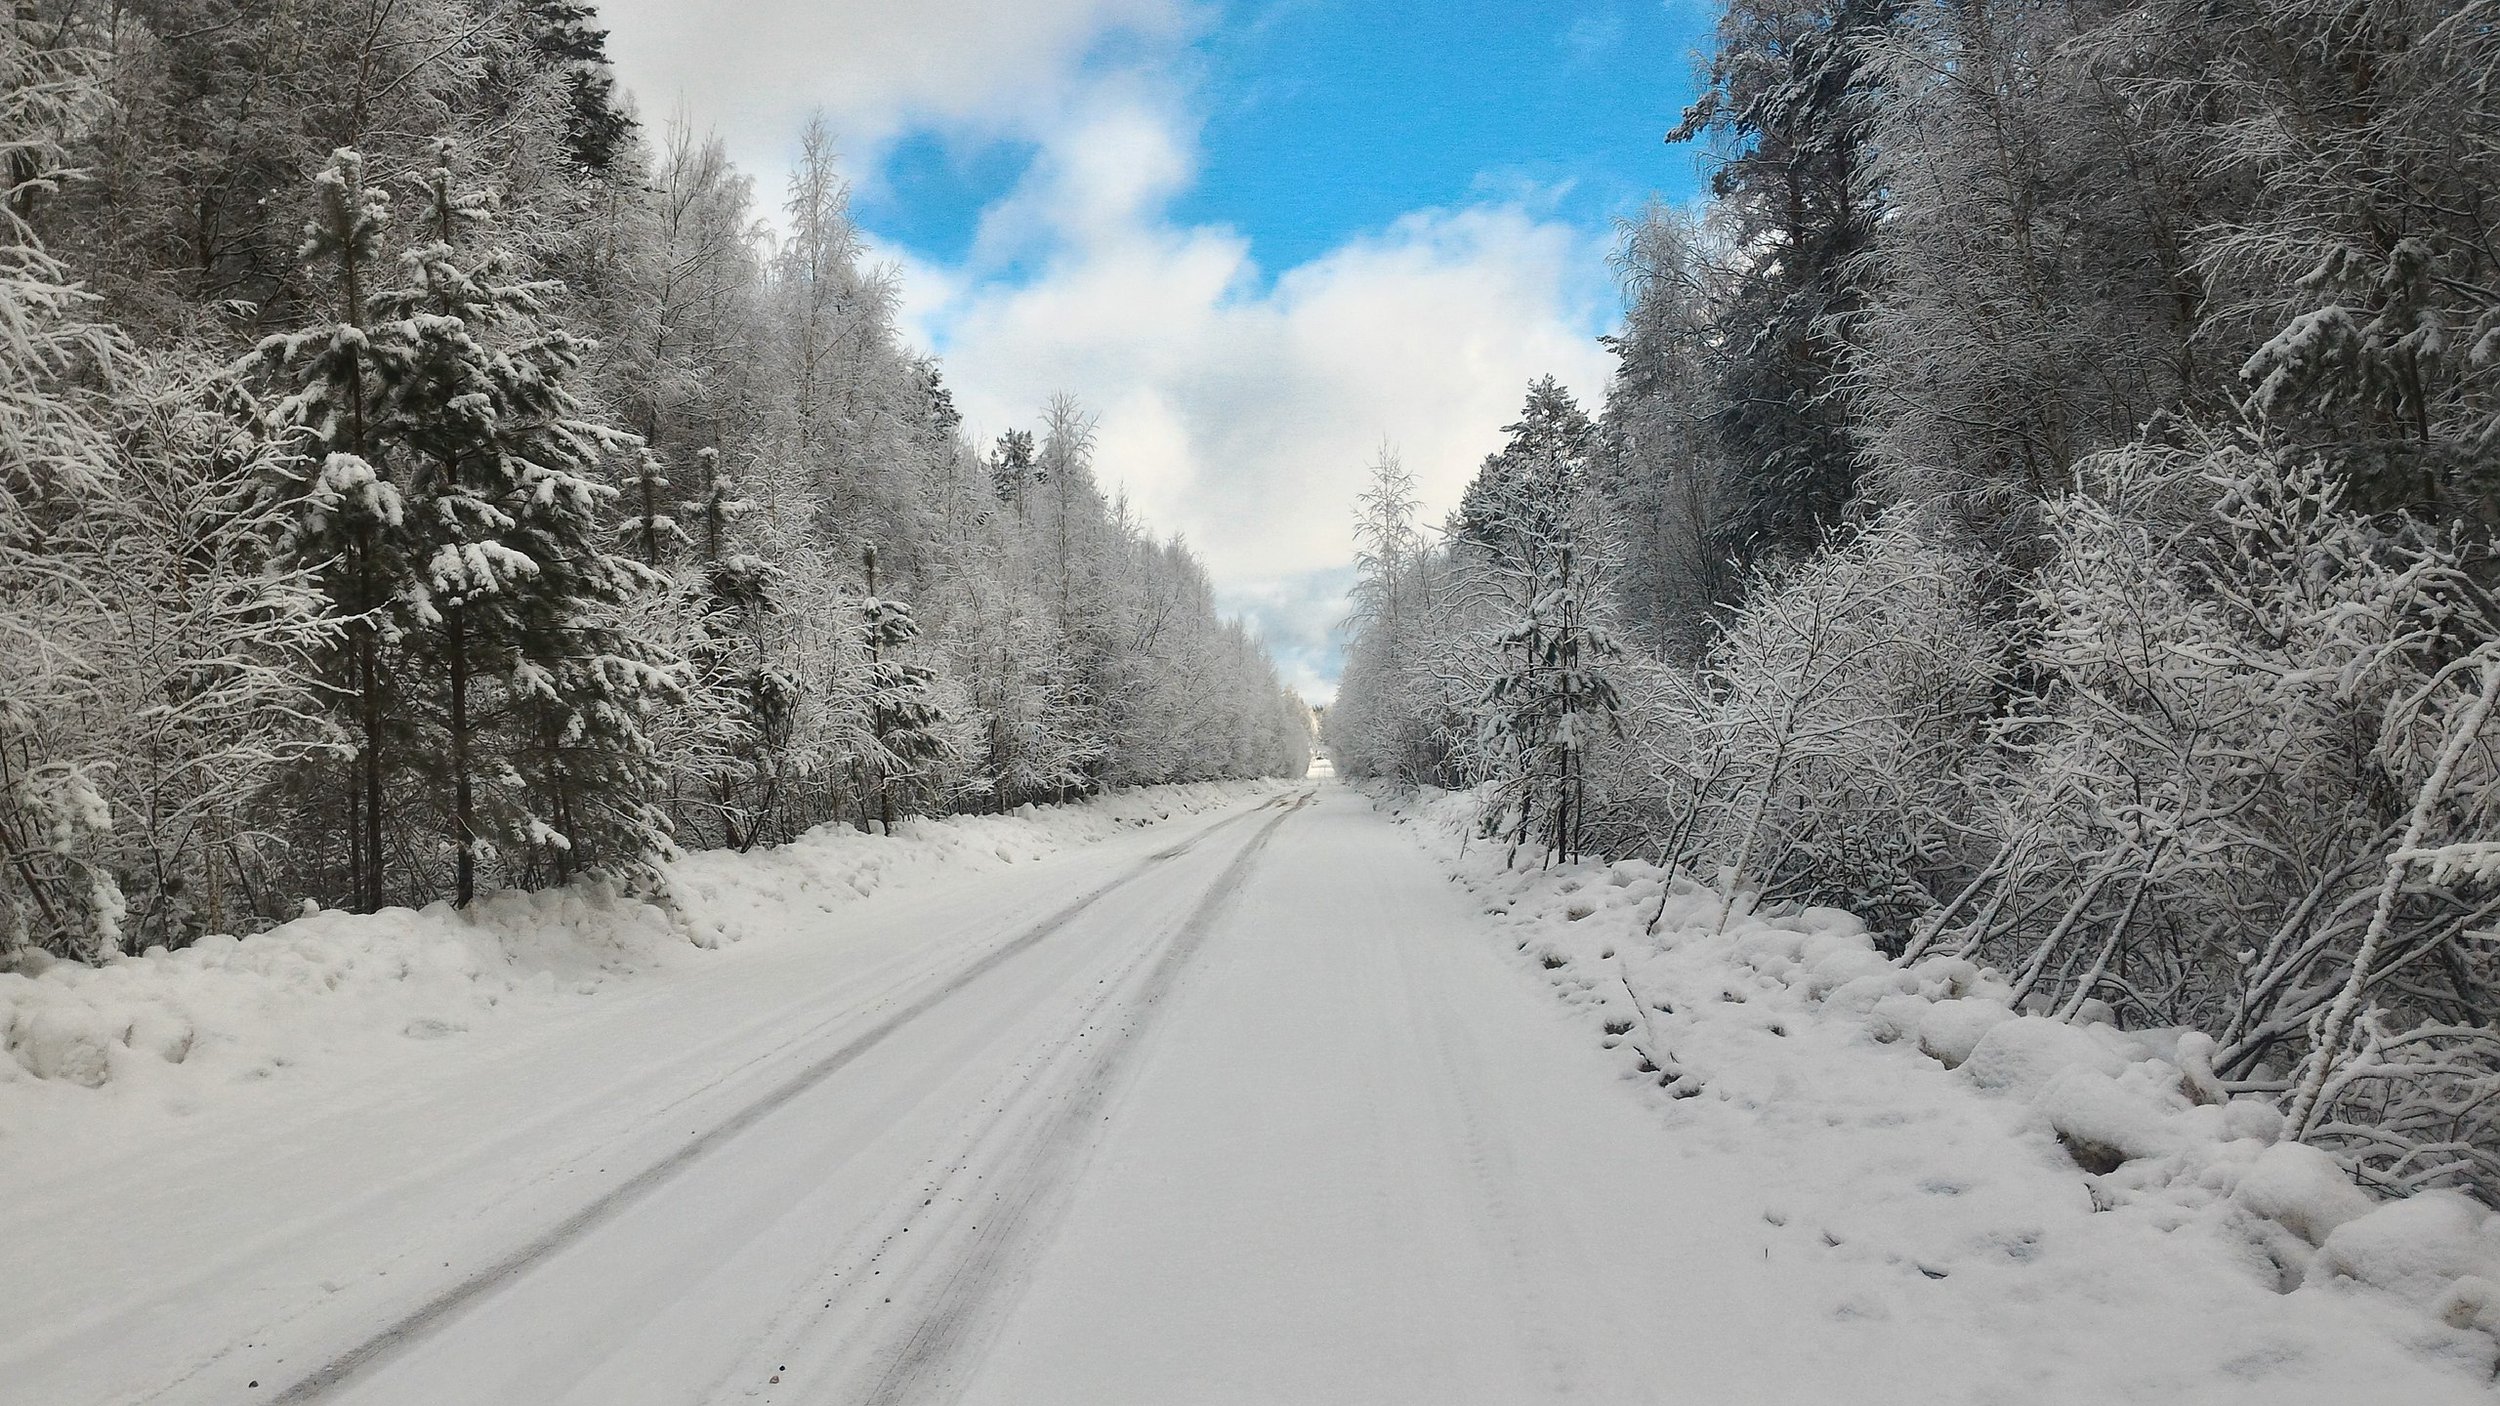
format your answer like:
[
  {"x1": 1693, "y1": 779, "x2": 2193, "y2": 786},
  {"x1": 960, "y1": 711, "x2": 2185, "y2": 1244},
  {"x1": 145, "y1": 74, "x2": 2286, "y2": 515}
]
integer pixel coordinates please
[
  {"x1": 1670, "y1": 0, "x2": 1896, "y2": 565},
  {"x1": 515, "y1": 0, "x2": 638, "y2": 175},
  {"x1": 690, "y1": 487, "x2": 800, "y2": 853},
  {"x1": 856, "y1": 545, "x2": 949, "y2": 833},
  {"x1": 378, "y1": 139, "x2": 682, "y2": 904},
  {"x1": 248, "y1": 142, "x2": 682, "y2": 909},
  {"x1": 991, "y1": 428, "x2": 1039, "y2": 519},
  {"x1": 243, "y1": 147, "x2": 417, "y2": 913},
  {"x1": 1463, "y1": 382, "x2": 1622, "y2": 864},
  {"x1": 621, "y1": 446, "x2": 685, "y2": 568}
]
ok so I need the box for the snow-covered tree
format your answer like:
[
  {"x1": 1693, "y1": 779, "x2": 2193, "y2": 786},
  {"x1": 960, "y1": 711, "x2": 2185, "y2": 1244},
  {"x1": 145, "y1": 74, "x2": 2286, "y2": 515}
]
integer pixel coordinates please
[
  {"x1": 382, "y1": 139, "x2": 680, "y2": 902},
  {"x1": 1847, "y1": 0, "x2": 2208, "y2": 558},
  {"x1": 1597, "y1": 203, "x2": 1743, "y2": 660},
  {"x1": 1669, "y1": 0, "x2": 1898, "y2": 566},
  {"x1": 855, "y1": 544, "x2": 949, "y2": 832},
  {"x1": 2, "y1": 34, "x2": 124, "y2": 957},
  {"x1": 1450, "y1": 383, "x2": 1623, "y2": 863},
  {"x1": 4, "y1": 35, "x2": 331, "y2": 957},
  {"x1": 240, "y1": 147, "x2": 415, "y2": 913},
  {"x1": 5, "y1": 38, "x2": 1312, "y2": 949}
]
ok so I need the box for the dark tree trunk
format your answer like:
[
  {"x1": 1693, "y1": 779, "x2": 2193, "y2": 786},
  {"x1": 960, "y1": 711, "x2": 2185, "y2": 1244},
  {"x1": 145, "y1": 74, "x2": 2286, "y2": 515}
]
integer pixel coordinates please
[
  {"x1": 357, "y1": 620, "x2": 386, "y2": 912},
  {"x1": 450, "y1": 603, "x2": 474, "y2": 906}
]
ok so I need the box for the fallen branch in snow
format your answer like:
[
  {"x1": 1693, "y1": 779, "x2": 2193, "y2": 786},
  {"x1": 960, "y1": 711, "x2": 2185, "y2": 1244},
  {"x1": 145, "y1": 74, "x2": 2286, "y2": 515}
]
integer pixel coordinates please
[{"x1": 1614, "y1": 946, "x2": 1695, "y2": 1094}]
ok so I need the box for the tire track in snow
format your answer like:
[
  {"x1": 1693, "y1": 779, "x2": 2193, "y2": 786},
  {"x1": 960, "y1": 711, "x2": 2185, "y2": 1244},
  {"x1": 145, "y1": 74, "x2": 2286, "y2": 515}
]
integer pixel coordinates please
[
  {"x1": 836, "y1": 790, "x2": 1311, "y2": 1406},
  {"x1": 260, "y1": 796, "x2": 1285, "y2": 1406},
  {"x1": 1394, "y1": 907, "x2": 1587, "y2": 1398}
]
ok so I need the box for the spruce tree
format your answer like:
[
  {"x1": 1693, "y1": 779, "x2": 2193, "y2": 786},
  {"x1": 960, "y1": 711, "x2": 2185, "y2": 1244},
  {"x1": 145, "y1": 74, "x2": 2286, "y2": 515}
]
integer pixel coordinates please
[
  {"x1": 1461, "y1": 382, "x2": 1621, "y2": 864},
  {"x1": 377, "y1": 139, "x2": 681, "y2": 903},
  {"x1": 622, "y1": 446, "x2": 684, "y2": 568},
  {"x1": 991, "y1": 428, "x2": 1038, "y2": 519},
  {"x1": 517, "y1": 0, "x2": 638, "y2": 175},
  {"x1": 857, "y1": 544, "x2": 948, "y2": 833},
  {"x1": 675, "y1": 446, "x2": 788, "y2": 850},
  {"x1": 245, "y1": 148, "x2": 413, "y2": 913},
  {"x1": 1671, "y1": 0, "x2": 1897, "y2": 566}
]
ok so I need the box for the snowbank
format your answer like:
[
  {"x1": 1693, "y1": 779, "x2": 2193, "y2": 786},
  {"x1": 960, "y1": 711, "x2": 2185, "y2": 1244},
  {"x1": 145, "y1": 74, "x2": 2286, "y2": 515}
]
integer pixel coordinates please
[
  {"x1": 0, "y1": 783, "x2": 1281, "y2": 1128},
  {"x1": 1382, "y1": 784, "x2": 2500, "y2": 1383}
]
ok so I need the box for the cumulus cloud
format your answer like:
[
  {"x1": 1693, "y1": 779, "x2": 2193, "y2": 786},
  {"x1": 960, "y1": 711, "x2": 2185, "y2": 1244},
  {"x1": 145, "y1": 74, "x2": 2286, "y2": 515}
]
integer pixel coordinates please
[
  {"x1": 595, "y1": 0, "x2": 1193, "y2": 177},
  {"x1": 967, "y1": 86, "x2": 1201, "y2": 259},
  {"x1": 599, "y1": 7, "x2": 1622, "y2": 698},
  {"x1": 900, "y1": 96, "x2": 1617, "y2": 699},
  {"x1": 1227, "y1": 565, "x2": 1357, "y2": 704}
]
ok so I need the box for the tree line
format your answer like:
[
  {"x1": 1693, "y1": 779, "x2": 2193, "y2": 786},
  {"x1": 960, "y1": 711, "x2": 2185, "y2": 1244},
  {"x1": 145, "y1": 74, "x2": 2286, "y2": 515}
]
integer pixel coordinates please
[
  {"x1": 2, "y1": 1, "x2": 1311, "y2": 960},
  {"x1": 1330, "y1": 0, "x2": 2500, "y2": 1200}
]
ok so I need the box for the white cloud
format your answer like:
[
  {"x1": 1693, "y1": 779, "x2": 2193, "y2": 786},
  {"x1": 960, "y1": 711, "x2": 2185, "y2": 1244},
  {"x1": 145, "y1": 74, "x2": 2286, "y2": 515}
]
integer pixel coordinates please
[
  {"x1": 1223, "y1": 566, "x2": 1357, "y2": 705},
  {"x1": 904, "y1": 100, "x2": 1616, "y2": 693},
  {"x1": 967, "y1": 87, "x2": 1200, "y2": 259},
  {"x1": 597, "y1": 7, "x2": 1621, "y2": 695},
  {"x1": 596, "y1": 0, "x2": 1195, "y2": 187},
  {"x1": 923, "y1": 110, "x2": 1616, "y2": 568}
]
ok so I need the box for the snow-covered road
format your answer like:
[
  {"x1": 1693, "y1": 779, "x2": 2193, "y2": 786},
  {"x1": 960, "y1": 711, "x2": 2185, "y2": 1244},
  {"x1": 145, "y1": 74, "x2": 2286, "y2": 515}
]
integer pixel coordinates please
[{"x1": 4, "y1": 783, "x2": 2488, "y2": 1404}]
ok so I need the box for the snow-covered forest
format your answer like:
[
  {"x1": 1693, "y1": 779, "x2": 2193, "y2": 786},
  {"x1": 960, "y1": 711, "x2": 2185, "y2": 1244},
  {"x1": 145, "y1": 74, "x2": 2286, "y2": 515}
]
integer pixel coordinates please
[
  {"x1": 1, "y1": 4, "x2": 1312, "y2": 960},
  {"x1": 18, "y1": 0, "x2": 2500, "y2": 1396},
  {"x1": 1329, "y1": 0, "x2": 2500, "y2": 1205}
]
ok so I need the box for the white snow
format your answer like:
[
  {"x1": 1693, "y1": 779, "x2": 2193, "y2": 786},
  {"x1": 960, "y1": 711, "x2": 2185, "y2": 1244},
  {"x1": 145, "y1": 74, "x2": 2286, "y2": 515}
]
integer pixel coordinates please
[
  {"x1": 1380, "y1": 782, "x2": 2500, "y2": 1400},
  {"x1": 2, "y1": 778, "x2": 2493, "y2": 1404},
  {"x1": 1960, "y1": 1015, "x2": 2131, "y2": 1095},
  {"x1": 0, "y1": 782, "x2": 1281, "y2": 1163}
]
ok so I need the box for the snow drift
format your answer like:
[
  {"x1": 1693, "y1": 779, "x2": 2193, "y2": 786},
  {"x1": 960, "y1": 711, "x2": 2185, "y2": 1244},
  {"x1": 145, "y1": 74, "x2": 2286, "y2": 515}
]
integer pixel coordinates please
[
  {"x1": 1389, "y1": 783, "x2": 2500, "y2": 1382},
  {"x1": 0, "y1": 783, "x2": 1282, "y2": 1127}
]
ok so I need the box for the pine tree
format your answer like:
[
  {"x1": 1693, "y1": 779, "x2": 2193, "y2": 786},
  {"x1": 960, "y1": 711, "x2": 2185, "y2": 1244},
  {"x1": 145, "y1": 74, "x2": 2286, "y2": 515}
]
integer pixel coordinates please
[
  {"x1": 517, "y1": 0, "x2": 638, "y2": 175},
  {"x1": 621, "y1": 446, "x2": 685, "y2": 567},
  {"x1": 1458, "y1": 377, "x2": 1599, "y2": 587},
  {"x1": 991, "y1": 428, "x2": 1038, "y2": 518},
  {"x1": 856, "y1": 545, "x2": 948, "y2": 832},
  {"x1": 665, "y1": 445, "x2": 790, "y2": 849}
]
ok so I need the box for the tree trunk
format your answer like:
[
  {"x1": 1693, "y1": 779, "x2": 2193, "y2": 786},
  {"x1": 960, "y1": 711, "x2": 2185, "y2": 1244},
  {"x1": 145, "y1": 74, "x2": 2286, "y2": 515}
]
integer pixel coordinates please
[
  {"x1": 450, "y1": 603, "x2": 474, "y2": 906},
  {"x1": 357, "y1": 619, "x2": 386, "y2": 912}
]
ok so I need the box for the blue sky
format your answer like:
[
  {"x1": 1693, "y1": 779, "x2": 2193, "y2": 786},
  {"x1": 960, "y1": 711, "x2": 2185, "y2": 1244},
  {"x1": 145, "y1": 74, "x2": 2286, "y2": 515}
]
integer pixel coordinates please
[
  {"x1": 861, "y1": 2, "x2": 1712, "y2": 274},
  {"x1": 597, "y1": 0, "x2": 1714, "y2": 698}
]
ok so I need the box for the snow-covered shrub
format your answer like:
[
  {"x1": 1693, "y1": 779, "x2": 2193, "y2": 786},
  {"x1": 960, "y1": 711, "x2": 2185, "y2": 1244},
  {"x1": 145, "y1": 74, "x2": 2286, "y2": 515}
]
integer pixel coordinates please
[
  {"x1": 1574, "y1": 653, "x2": 1708, "y2": 862},
  {"x1": 1924, "y1": 437, "x2": 2500, "y2": 1191},
  {"x1": 1376, "y1": 781, "x2": 2500, "y2": 1365},
  {"x1": 2304, "y1": 1016, "x2": 2500, "y2": 1202},
  {"x1": 1671, "y1": 511, "x2": 2002, "y2": 933},
  {"x1": 2, "y1": 42, "x2": 333, "y2": 959}
]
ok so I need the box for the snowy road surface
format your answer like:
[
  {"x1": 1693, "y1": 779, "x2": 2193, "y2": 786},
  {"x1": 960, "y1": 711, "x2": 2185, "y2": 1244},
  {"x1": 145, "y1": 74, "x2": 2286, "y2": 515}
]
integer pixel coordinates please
[{"x1": 3, "y1": 784, "x2": 2488, "y2": 1404}]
